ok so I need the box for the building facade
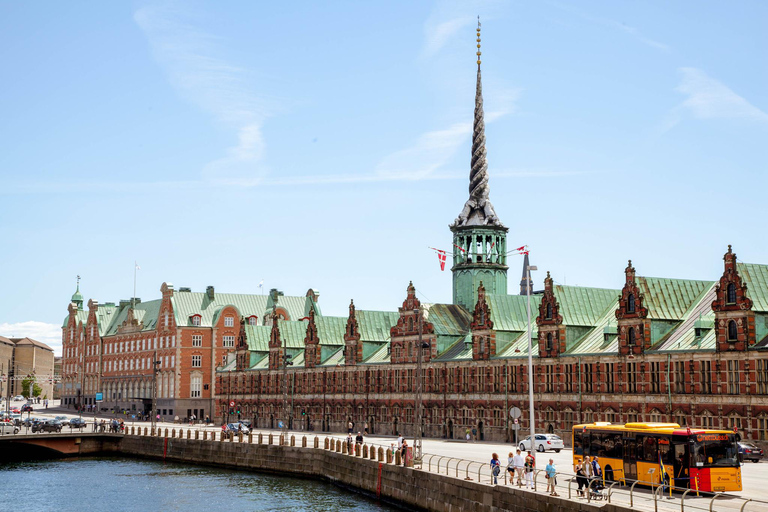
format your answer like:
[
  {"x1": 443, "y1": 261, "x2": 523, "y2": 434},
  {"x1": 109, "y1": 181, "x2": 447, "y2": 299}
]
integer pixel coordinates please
[
  {"x1": 214, "y1": 27, "x2": 768, "y2": 448},
  {"x1": 60, "y1": 283, "x2": 320, "y2": 421},
  {"x1": 0, "y1": 335, "x2": 55, "y2": 400}
]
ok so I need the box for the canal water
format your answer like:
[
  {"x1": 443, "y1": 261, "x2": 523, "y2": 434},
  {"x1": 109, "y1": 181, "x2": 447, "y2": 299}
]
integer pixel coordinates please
[{"x1": 0, "y1": 457, "x2": 398, "y2": 511}]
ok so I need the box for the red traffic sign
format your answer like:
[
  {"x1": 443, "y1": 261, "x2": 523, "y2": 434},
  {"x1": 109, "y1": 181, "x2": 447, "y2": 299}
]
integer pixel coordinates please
[
  {"x1": 514, "y1": 418, "x2": 518, "y2": 424},
  {"x1": 229, "y1": 401, "x2": 235, "y2": 407}
]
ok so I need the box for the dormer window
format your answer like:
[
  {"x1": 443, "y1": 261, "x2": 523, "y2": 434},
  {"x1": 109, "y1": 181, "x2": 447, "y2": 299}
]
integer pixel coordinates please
[
  {"x1": 628, "y1": 327, "x2": 636, "y2": 346},
  {"x1": 546, "y1": 303, "x2": 552, "y2": 320},
  {"x1": 190, "y1": 315, "x2": 201, "y2": 326},
  {"x1": 728, "y1": 320, "x2": 738, "y2": 341},
  {"x1": 726, "y1": 283, "x2": 736, "y2": 304},
  {"x1": 224, "y1": 316, "x2": 234, "y2": 327},
  {"x1": 628, "y1": 294, "x2": 635, "y2": 313},
  {"x1": 247, "y1": 316, "x2": 258, "y2": 326}
]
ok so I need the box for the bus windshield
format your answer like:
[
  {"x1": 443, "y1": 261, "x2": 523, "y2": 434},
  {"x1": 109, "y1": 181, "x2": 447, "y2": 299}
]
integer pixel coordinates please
[{"x1": 692, "y1": 434, "x2": 739, "y2": 468}]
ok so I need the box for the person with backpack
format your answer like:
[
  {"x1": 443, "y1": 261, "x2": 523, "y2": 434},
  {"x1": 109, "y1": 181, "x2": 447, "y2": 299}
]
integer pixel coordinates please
[
  {"x1": 524, "y1": 451, "x2": 535, "y2": 489},
  {"x1": 490, "y1": 453, "x2": 501, "y2": 485}
]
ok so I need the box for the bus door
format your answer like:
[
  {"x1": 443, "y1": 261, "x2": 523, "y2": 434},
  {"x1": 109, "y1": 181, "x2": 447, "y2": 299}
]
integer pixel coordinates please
[
  {"x1": 672, "y1": 440, "x2": 690, "y2": 489},
  {"x1": 623, "y1": 435, "x2": 637, "y2": 483}
]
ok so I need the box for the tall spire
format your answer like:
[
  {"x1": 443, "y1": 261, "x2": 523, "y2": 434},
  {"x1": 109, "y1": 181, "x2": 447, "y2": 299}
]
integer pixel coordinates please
[
  {"x1": 452, "y1": 17, "x2": 503, "y2": 228},
  {"x1": 71, "y1": 274, "x2": 83, "y2": 310}
]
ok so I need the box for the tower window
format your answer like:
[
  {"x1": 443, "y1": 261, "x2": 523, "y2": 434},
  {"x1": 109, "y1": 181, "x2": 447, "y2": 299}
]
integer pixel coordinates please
[
  {"x1": 628, "y1": 294, "x2": 635, "y2": 313},
  {"x1": 546, "y1": 303, "x2": 552, "y2": 320},
  {"x1": 728, "y1": 320, "x2": 738, "y2": 341},
  {"x1": 408, "y1": 317, "x2": 414, "y2": 332},
  {"x1": 727, "y1": 283, "x2": 737, "y2": 304},
  {"x1": 546, "y1": 333, "x2": 553, "y2": 351},
  {"x1": 628, "y1": 327, "x2": 636, "y2": 346}
]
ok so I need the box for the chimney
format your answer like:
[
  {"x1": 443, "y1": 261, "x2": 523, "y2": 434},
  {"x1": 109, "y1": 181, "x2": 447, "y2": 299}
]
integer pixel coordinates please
[{"x1": 206, "y1": 286, "x2": 215, "y2": 300}]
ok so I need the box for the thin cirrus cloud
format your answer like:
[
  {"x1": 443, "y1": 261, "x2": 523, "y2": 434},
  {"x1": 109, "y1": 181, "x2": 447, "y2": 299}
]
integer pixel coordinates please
[
  {"x1": 134, "y1": 5, "x2": 272, "y2": 186},
  {"x1": 421, "y1": 16, "x2": 476, "y2": 59},
  {"x1": 0, "y1": 321, "x2": 63, "y2": 355},
  {"x1": 660, "y1": 67, "x2": 768, "y2": 132}
]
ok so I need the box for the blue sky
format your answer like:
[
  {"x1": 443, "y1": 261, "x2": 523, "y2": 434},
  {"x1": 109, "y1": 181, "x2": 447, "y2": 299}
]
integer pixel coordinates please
[{"x1": 1, "y1": 1, "x2": 766, "y2": 355}]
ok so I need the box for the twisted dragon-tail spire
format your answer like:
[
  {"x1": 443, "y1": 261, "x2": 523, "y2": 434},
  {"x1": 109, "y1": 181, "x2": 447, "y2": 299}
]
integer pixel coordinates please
[{"x1": 452, "y1": 17, "x2": 503, "y2": 228}]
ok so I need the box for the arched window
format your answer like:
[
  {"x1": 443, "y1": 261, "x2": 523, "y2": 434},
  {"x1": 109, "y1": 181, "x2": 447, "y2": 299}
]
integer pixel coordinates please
[
  {"x1": 248, "y1": 316, "x2": 258, "y2": 326},
  {"x1": 546, "y1": 303, "x2": 552, "y2": 320},
  {"x1": 348, "y1": 322, "x2": 354, "y2": 337},
  {"x1": 728, "y1": 320, "x2": 738, "y2": 341},
  {"x1": 628, "y1": 327, "x2": 636, "y2": 346},
  {"x1": 546, "y1": 333, "x2": 553, "y2": 351},
  {"x1": 628, "y1": 294, "x2": 635, "y2": 313},
  {"x1": 408, "y1": 317, "x2": 414, "y2": 332},
  {"x1": 727, "y1": 283, "x2": 737, "y2": 304}
]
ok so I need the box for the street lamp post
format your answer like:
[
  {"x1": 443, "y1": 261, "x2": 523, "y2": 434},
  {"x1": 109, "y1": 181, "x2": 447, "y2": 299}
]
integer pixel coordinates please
[
  {"x1": 525, "y1": 263, "x2": 538, "y2": 451},
  {"x1": 151, "y1": 352, "x2": 161, "y2": 433},
  {"x1": 282, "y1": 332, "x2": 293, "y2": 436},
  {"x1": 413, "y1": 306, "x2": 426, "y2": 466}
]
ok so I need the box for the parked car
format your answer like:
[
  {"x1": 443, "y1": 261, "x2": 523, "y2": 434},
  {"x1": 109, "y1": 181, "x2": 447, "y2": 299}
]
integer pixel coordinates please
[
  {"x1": 54, "y1": 416, "x2": 71, "y2": 426},
  {"x1": 20, "y1": 404, "x2": 33, "y2": 413},
  {"x1": 238, "y1": 420, "x2": 252, "y2": 428},
  {"x1": 13, "y1": 395, "x2": 24, "y2": 401},
  {"x1": 10, "y1": 408, "x2": 20, "y2": 414},
  {"x1": 739, "y1": 442, "x2": 764, "y2": 463},
  {"x1": 0, "y1": 421, "x2": 20, "y2": 435},
  {"x1": 32, "y1": 420, "x2": 62, "y2": 433},
  {"x1": 69, "y1": 418, "x2": 87, "y2": 429},
  {"x1": 224, "y1": 423, "x2": 250, "y2": 435},
  {"x1": 519, "y1": 434, "x2": 564, "y2": 453}
]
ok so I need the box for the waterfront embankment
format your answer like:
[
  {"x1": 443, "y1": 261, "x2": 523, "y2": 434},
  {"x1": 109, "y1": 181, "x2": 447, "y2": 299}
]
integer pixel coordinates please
[{"x1": 120, "y1": 432, "x2": 635, "y2": 512}]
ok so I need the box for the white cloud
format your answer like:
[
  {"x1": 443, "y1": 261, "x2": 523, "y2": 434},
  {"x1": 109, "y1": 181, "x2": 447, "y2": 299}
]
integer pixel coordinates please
[
  {"x1": 661, "y1": 68, "x2": 768, "y2": 132},
  {"x1": 0, "y1": 321, "x2": 62, "y2": 356},
  {"x1": 134, "y1": 5, "x2": 272, "y2": 185},
  {"x1": 422, "y1": 17, "x2": 475, "y2": 58}
]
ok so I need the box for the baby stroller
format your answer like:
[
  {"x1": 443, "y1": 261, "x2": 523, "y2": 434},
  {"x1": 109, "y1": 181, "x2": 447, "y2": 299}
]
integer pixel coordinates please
[{"x1": 588, "y1": 479, "x2": 606, "y2": 500}]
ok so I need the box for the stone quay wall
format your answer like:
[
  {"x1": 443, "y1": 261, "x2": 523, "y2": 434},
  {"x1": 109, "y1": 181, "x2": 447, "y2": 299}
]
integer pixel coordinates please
[{"x1": 119, "y1": 432, "x2": 632, "y2": 512}]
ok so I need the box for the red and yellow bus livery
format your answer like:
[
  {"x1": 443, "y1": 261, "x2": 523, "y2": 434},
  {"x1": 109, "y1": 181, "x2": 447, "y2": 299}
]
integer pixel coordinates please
[{"x1": 573, "y1": 422, "x2": 741, "y2": 492}]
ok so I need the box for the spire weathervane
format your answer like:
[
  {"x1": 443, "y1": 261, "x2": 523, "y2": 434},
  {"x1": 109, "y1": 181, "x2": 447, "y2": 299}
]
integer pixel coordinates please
[{"x1": 452, "y1": 16, "x2": 503, "y2": 228}]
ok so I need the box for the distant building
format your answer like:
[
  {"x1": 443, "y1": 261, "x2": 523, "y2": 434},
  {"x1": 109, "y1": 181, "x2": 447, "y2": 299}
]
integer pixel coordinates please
[
  {"x1": 0, "y1": 335, "x2": 55, "y2": 399},
  {"x1": 60, "y1": 283, "x2": 319, "y2": 421}
]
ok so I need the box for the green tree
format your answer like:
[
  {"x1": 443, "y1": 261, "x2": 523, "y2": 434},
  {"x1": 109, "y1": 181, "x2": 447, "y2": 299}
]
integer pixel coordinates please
[
  {"x1": 21, "y1": 375, "x2": 35, "y2": 397},
  {"x1": 33, "y1": 382, "x2": 42, "y2": 397}
]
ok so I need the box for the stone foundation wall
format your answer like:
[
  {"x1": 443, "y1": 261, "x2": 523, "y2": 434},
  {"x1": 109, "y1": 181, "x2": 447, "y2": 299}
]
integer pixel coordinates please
[{"x1": 119, "y1": 435, "x2": 632, "y2": 512}]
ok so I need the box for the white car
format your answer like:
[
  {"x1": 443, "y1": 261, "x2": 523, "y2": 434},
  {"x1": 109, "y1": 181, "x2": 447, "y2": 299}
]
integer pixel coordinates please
[
  {"x1": 519, "y1": 434, "x2": 564, "y2": 453},
  {"x1": 13, "y1": 395, "x2": 25, "y2": 402},
  {"x1": 0, "y1": 421, "x2": 20, "y2": 435}
]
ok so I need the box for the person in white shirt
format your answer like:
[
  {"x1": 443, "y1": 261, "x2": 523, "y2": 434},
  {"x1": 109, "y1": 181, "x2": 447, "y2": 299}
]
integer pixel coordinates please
[
  {"x1": 396, "y1": 433, "x2": 404, "y2": 450},
  {"x1": 512, "y1": 449, "x2": 526, "y2": 487}
]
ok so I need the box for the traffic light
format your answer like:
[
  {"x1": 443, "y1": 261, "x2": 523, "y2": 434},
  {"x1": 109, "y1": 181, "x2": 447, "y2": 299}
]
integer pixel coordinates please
[
  {"x1": 283, "y1": 353, "x2": 293, "y2": 366},
  {"x1": 237, "y1": 408, "x2": 240, "y2": 414},
  {"x1": 301, "y1": 409, "x2": 306, "y2": 416}
]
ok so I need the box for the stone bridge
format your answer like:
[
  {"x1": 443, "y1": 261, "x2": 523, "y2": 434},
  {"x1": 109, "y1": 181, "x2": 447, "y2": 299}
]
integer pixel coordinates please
[{"x1": 0, "y1": 432, "x2": 123, "y2": 460}]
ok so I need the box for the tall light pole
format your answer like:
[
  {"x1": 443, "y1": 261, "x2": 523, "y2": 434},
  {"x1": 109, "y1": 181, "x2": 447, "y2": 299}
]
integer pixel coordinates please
[
  {"x1": 526, "y1": 262, "x2": 538, "y2": 450},
  {"x1": 281, "y1": 315, "x2": 293, "y2": 436},
  {"x1": 413, "y1": 306, "x2": 427, "y2": 466},
  {"x1": 151, "y1": 352, "x2": 160, "y2": 433}
]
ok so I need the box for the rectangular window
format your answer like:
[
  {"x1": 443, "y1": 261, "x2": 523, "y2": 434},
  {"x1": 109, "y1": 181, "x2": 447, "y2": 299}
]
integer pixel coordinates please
[
  {"x1": 192, "y1": 355, "x2": 202, "y2": 367},
  {"x1": 605, "y1": 363, "x2": 614, "y2": 393},
  {"x1": 650, "y1": 362, "x2": 660, "y2": 393},
  {"x1": 700, "y1": 360, "x2": 712, "y2": 393},
  {"x1": 191, "y1": 375, "x2": 202, "y2": 398},
  {"x1": 757, "y1": 360, "x2": 768, "y2": 395},
  {"x1": 728, "y1": 360, "x2": 739, "y2": 394},
  {"x1": 192, "y1": 335, "x2": 202, "y2": 347},
  {"x1": 627, "y1": 362, "x2": 637, "y2": 393},
  {"x1": 223, "y1": 335, "x2": 235, "y2": 348},
  {"x1": 225, "y1": 316, "x2": 234, "y2": 327},
  {"x1": 675, "y1": 361, "x2": 686, "y2": 394},
  {"x1": 583, "y1": 364, "x2": 593, "y2": 393}
]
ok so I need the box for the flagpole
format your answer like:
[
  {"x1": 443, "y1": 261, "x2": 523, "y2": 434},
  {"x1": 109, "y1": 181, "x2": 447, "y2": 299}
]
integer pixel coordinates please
[{"x1": 133, "y1": 261, "x2": 137, "y2": 309}]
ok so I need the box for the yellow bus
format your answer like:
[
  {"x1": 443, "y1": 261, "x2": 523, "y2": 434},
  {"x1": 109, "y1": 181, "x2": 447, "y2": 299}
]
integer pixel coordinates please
[{"x1": 572, "y1": 422, "x2": 742, "y2": 492}]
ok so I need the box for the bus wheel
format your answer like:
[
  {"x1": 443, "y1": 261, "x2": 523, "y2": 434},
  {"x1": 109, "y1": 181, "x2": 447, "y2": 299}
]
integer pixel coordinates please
[{"x1": 604, "y1": 466, "x2": 614, "y2": 483}]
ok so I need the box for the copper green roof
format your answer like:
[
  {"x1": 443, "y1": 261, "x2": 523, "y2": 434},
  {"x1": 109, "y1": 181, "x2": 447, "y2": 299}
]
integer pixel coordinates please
[
  {"x1": 171, "y1": 291, "x2": 310, "y2": 327},
  {"x1": 494, "y1": 330, "x2": 539, "y2": 358},
  {"x1": 94, "y1": 303, "x2": 118, "y2": 336},
  {"x1": 651, "y1": 285, "x2": 717, "y2": 351},
  {"x1": 243, "y1": 325, "x2": 271, "y2": 352},
  {"x1": 278, "y1": 320, "x2": 309, "y2": 349},
  {"x1": 320, "y1": 347, "x2": 344, "y2": 366},
  {"x1": 566, "y1": 306, "x2": 619, "y2": 356},
  {"x1": 739, "y1": 263, "x2": 768, "y2": 312},
  {"x1": 314, "y1": 316, "x2": 347, "y2": 345},
  {"x1": 555, "y1": 285, "x2": 620, "y2": 326},
  {"x1": 486, "y1": 294, "x2": 542, "y2": 332},
  {"x1": 103, "y1": 299, "x2": 163, "y2": 335},
  {"x1": 638, "y1": 277, "x2": 714, "y2": 320},
  {"x1": 364, "y1": 343, "x2": 391, "y2": 364},
  {"x1": 356, "y1": 310, "x2": 399, "y2": 342},
  {"x1": 434, "y1": 335, "x2": 473, "y2": 361}
]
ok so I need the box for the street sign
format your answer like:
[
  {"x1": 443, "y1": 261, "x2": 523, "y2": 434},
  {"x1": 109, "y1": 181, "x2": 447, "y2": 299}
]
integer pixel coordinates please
[
  {"x1": 95, "y1": 392, "x2": 103, "y2": 402},
  {"x1": 229, "y1": 401, "x2": 235, "y2": 407},
  {"x1": 514, "y1": 418, "x2": 519, "y2": 424},
  {"x1": 511, "y1": 424, "x2": 520, "y2": 430},
  {"x1": 510, "y1": 407, "x2": 522, "y2": 419}
]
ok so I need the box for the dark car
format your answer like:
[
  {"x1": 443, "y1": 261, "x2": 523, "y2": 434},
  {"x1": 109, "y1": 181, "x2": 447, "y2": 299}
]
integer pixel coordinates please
[
  {"x1": 32, "y1": 420, "x2": 62, "y2": 433},
  {"x1": 20, "y1": 404, "x2": 33, "y2": 413},
  {"x1": 69, "y1": 418, "x2": 87, "y2": 429},
  {"x1": 739, "y1": 442, "x2": 764, "y2": 463}
]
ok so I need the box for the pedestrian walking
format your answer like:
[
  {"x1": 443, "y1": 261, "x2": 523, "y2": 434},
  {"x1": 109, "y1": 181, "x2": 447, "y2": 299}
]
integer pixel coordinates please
[
  {"x1": 506, "y1": 452, "x2": 515, "y2": 484},
  {"x1": 347, "y1": 421, "x2": 353, "y2": 434},
  {"x1": 513, "y1": 449, "x2": 525, "y2": 487},
  {"x1": 545, "y1": 459, "x2": 559, "y2": 496},
  {"x1": 575, "y1": 458, "x2": 589, "y2": 497},
  {"x1": 490, "y1": 453, "x2": 501, "y2": 485},
  {"x1": 401, "y1": 440, "x2": 408, "y2": 466},
  {"x1": 524, "y1": 451, "x2": 535, "y2": 489}
]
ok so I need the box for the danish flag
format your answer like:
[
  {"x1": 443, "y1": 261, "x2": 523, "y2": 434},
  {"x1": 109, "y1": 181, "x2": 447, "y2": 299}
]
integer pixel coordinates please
[{"x1": 437, "y1": 250, "x2": 447, "y2": 271}]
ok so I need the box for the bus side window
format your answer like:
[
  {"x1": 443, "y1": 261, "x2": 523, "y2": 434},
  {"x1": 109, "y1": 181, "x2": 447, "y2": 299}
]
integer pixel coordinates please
[
  {"x1": 624, "y1": 437, "x2": 636, "y2": 460},
  {"x1": 591, "y1": 433, "x2": 605, "y2": 457},
  {"x1": 574, "y1": 432, "x2": 584, "y2": 455},
  {"x1": 644, "y1": 436, "x2": 658, "y2": 462},
  {"x1": 636, "y1": 435, "x2": 645, "y2": 461}
]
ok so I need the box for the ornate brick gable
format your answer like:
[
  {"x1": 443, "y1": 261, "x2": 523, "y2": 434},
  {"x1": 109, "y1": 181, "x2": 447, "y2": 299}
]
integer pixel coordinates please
[
  {"x1": 268, "y1": 312, "x2": 283, "y2": 371},
  {"x1": 616, "y1": 260, "x2": 650, "y2": 355},
  {"x1": 470, "y1": 282, "x2": 496, "y2": 360},
  {"x1": 712, "y1": 245, "x2": 755, "y2": 352},
  {"x1": 390, "y1": 281, "x2": 435, "y2": 364},
  {"x1": 304, "y1": 308, "x2": 320, "y2": 369},
  {"x1": 536, "y1": 272, "x2": 564, "y2": 358},
  {"x1": 344, "y1": 300, "x2": 362, "y2": 365}
]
